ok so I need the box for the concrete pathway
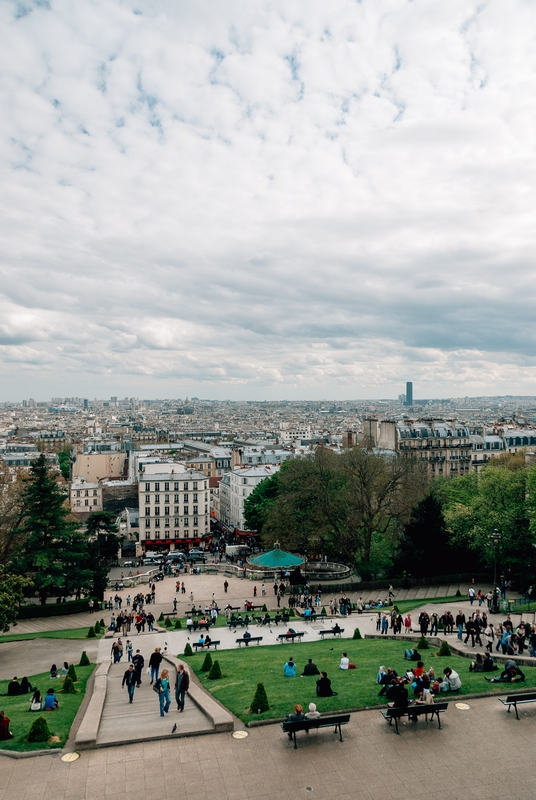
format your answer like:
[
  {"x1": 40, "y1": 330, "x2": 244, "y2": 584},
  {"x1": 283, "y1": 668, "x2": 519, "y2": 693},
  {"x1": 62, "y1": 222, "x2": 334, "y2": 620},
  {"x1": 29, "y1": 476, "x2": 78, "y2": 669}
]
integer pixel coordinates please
[{"x1": 96, "y1": 657, "x2": 214, "y2": 747}]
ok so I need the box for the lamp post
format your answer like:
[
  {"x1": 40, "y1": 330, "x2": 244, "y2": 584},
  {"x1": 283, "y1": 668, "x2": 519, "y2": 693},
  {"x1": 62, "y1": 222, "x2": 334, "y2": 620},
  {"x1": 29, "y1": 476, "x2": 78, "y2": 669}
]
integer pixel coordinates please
[{"x1": 490, "y1": 529, "x2": 500, "y2": 613}]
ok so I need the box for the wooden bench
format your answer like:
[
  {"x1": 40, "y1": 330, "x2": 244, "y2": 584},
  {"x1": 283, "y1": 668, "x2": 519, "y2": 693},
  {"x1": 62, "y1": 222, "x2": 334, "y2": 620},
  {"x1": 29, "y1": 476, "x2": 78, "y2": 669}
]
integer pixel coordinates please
[
  {"x1": 277, "y1": 632, "x2": 306, "y2": 643},
  {"x1": 282, "y1": 713, "x2": 351, "y2": 749},
  {"x1": 381, "y1": 702, "x2": 449, "y2": 734},
  {"x1": 162, "y1": 611, "x2": 177, "y2": 617},
  {"x1": 228, "y1": 619, "x2": 250, "y2": 629},
  {"x1": 187, "y1": 621, "x2": 211, "y2": 632},
  {"x1": 236, "y1": 636, "x2": 263, "y2": 647},
  {"x1": 499, "y1": 691, "x2": 536, "y2": 720},
  {"x1": 192, "y1": 640, "x2": 220, "y2": 651},
  {"x1": 318, "y1": 629, "x2": 344, "y2": 639}
]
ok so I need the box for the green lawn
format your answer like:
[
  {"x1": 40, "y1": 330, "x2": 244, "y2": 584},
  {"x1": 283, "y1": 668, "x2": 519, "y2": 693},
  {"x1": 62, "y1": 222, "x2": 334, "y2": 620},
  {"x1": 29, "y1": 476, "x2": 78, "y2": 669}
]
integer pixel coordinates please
[
  {"x1": 0, "y1": 665, "x2": 95, "y2": 751},
  {"x1": 0, "y1": 627, "x2": 104, "y2": 644},
  {"x1": 183, "y1": 638, "x2": 535, "y2": 724},
  {"x1": 391, "y1": 596, "x2": 465, "y2": 614}
]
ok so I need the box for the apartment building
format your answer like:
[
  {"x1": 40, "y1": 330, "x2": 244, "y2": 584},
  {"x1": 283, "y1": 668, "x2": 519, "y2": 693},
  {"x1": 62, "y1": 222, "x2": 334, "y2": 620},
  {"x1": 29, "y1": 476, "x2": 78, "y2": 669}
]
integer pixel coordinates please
[
  {"x1": 70, "y1": 477, "x2": 103, "y2": 512},
  {"x1": 227, "y1": 465, "x2": 280, "y2": 529},
  {"x1": 138, "y1": 462, "x2": 210, "y2": 551}
]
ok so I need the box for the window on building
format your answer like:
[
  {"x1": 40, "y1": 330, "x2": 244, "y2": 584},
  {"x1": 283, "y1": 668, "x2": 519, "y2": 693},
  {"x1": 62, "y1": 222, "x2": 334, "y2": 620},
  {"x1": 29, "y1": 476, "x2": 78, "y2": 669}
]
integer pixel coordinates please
[
  {"x1": 155, "y1": 483, "x2": 160, "y2": 491},
  {"x1": 93, "y1": 489, "x2": 97, "y2": 496},
  {"x1": 193, "y1": 505, "x2": 198, "y2": 514},
  {"x1": 145, "y1": 495, "x2": 150, "y2": 504},
  {"x1": 174, "y1": 482, "x2": 179, "y2": 490},
  {"x1": 155, "y1": 519, "x2": 160, "y2": 528},
  {"x1": 154, "y1": 494, "x2": 160, "y2": 504},
  {"x1": 76, "y1": 490, "x2": 80, "y2": 497},
  {"x1": 174, "y1": 494, "x2": 179, "y2": 502},
  {"x1": 193, "y1": 481, "x2": 198, "y2": 490},
  {"x1": 183, "y1": 506, "x2": 189, "y2": 516},
  {"x1": 165, "y1": 494, "x2": 169, "y2": 503},
  {"x1": 164, "y1": 506, "x2": 169, "y2": 515},
  {"x1": 76, "y1": 499, "x2": 80, "y2": 506},
  {"x1": 184, "y1": 519, "x2": 189, "y2": 528},
  {"x1": 174, "y1": 518, "x2": 179, "y2": 527},
  {"x1": 155, "y1": 507, "x2": 160, "y2": 516},
  {"x1": 184, "y1": 494, "x2": 188, "y2": 502},
  {"x1": 85, "y1": 499, "x2": 89, "y2": 506},
  {"x1": 193, "y1": 517, "x2": 198, "y2": 526},
  {"x1": 193, "y1": 493, "x2": 198, "y2": 502},
  {"x1": 164, "y1": 518, "x2": 170, "y2": 528},
  {"x1": 145, "y1": 483, "x2": 150, "y2": 491},
  {"x1": 183, "y1": 482, "x2": 188, "y2": 490},
  {"x1": 193, "y1": 529, "x2": 198, "y2": 536},
  {"x1": 174, "y1": 506, "x2": 179, "y2": 514},
  {"x1": 85, "y1": 489, "x2": 89, "y2": 496},
  {"x1": 145, "y1": 519, "x2": 150, "y2": 528},
  {"x1": 164, "y1": 482, "x2": 169, "y2": 491},
  {"x1": 93, "y1": 498, "x2": 97, "y2": 505}
]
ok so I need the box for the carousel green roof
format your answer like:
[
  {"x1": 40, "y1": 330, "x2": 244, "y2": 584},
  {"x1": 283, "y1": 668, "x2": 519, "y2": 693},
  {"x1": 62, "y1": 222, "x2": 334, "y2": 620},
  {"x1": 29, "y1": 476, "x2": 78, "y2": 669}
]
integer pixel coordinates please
[{"x1": 249, "y1": 542, "x2": 304, "y2": 568}]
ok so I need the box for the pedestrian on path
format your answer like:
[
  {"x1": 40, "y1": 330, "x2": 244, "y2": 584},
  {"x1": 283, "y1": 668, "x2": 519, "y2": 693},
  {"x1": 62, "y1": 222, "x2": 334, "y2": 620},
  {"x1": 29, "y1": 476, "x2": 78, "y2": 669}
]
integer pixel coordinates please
[
  {"x1": 175, "y1": 664, "x2": 189, "y2": 712},
  {"x1": 122, "y1": 665, "x2": 137, "y2": 703},
  {"x1": 156, "y1": 669, "x2": 171, "y2": 717},
  {"x1": 224, "y1": 580, "x2": 228, "y2": 593},
  {"x1": 173, "y1": 598, "x2": 178, "y2": 612},
  {"x1": 190, "y1": 591, "x2": 194, "y2": 604},
  {"x1": 132, "y1": 650, "x2": 144, "y2": 687},
  {"x1": 149, "y1": 648, "x2": 163, "y2": 684}
]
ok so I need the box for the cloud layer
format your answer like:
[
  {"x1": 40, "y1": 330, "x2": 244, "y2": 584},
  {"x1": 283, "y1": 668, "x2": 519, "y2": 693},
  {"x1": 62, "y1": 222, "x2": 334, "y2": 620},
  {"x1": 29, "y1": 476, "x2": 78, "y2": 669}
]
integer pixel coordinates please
[{"x1": 1, "y1": 0, "x2": 536, "y2": 400}]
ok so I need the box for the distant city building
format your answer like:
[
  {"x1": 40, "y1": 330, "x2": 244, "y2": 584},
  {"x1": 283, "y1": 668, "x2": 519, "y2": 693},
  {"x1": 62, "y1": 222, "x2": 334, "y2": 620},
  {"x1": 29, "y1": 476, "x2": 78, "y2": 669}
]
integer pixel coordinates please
[
  {"x1": 405, "y1": 382, "x2": 413, "y2": 406},
  {"x1": 70, "y1": 477, "x2": 103, "y2": 513}
]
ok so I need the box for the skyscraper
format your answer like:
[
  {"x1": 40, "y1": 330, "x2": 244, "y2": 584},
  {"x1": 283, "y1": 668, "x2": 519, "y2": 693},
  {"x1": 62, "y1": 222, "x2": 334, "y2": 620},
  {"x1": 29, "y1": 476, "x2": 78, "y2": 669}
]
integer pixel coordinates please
[{"x1": 405, "y1": 382, "x2": 413, "y2": 406}]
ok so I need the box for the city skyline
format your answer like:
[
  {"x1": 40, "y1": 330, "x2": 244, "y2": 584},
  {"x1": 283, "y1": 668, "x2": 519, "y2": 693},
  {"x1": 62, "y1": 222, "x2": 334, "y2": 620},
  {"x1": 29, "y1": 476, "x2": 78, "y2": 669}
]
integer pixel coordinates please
[{"x1": 2, "y1": 1, "x2": 536, "y2": 401}]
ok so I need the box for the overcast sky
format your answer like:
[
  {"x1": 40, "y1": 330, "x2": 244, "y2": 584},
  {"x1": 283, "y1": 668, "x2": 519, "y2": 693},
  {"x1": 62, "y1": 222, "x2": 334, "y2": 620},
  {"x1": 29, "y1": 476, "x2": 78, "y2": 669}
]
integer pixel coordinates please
[{"x1": 1, "y1": 0, "x2": 535, "y2": 402}]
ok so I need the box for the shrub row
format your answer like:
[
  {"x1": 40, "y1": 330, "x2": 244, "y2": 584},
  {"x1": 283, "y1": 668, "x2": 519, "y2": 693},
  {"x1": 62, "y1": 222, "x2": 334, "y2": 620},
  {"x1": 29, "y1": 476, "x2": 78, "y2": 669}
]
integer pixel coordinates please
[{"x1": 17, "y1": 597, "x2": 99, "y2": 620}]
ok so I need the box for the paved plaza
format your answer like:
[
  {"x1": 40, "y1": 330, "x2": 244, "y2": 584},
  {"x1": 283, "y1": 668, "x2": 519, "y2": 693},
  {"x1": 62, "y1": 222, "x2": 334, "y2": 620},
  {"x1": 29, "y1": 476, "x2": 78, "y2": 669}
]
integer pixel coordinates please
[{"x1": 2, "y1": 569, "x2": 536, "y2": 799}]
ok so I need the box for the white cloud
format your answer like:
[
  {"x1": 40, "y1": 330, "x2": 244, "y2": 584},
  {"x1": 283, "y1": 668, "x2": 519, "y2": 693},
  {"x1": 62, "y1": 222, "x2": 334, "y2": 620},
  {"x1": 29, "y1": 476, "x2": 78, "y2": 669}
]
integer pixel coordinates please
[{"x1": 1, "y1": 0, "x2": 536, "y2": 400}]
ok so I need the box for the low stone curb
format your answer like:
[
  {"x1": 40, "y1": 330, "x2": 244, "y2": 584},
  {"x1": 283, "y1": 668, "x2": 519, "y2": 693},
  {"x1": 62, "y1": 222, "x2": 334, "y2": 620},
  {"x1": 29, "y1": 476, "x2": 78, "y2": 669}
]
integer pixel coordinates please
[
  {"x1": 163, "y1": 654, "x2": 234, "y2": 733},
  {"x1": 74, "y1": 661, "x2": 110, "y2": 749}
]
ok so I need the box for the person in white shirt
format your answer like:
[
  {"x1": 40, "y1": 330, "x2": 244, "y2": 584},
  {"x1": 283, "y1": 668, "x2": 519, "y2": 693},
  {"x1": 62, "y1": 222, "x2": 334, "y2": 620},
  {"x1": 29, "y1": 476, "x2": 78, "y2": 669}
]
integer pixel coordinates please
[
  {"x1": 339, "y1": 652, "x2": 349, "y2": 670},
  {"x1": 304, "y1": 702, "x2": 321, "y2": 720},
  {"x1": 440, "y1": 667, "x2": 462, "y2": 692}
]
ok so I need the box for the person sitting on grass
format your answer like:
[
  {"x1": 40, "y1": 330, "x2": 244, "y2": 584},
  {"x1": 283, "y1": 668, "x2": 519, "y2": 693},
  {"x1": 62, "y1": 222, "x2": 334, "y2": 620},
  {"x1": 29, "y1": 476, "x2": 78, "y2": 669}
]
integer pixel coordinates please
[
  {"x1": 377, "y1": 667, "x2": 398, "y2": 696},
  {"x1": 485, "y1": 660, "x2": 525, "y2": 683},
  {"x1": 316, "y1": 671, "x2": 338, "y2": 697},
  {"x1": 6, "y1": 677, "x2": 20, "y2": 696},
  {"x1": 469, "y1": 653, "x2": 485, "y2": 672},
  {"x1": 302, "y1": 658, "x2": 320, "y2": 676},
  {"x1": 19, "y1": 677, "x2": 35, "y2": 695},
  {"x1": 413, "y1": 661, "x2": 425, "y2": 679},
  {"x1": 404, "y1": 648, "x2": 421, "y2": 662},
  {"x1": 284, "y1": 658, "x2": 297, "y2": 677},
  {"x1": 439, "y1": 667, "x2": 462, "y2": 692},
  {"x1": 30, "y1": 689, "x2": 42, "y2": 712},
  {"x1": 0, "y1": 711, "x2": 13, "y2": 740},
  {"x1": 43, "y1": 688, "x2": 59, "y2": 710},
  {"x1": 483, "y1": 653, "x2": 498, "y2": 672},
  {"x1": 50, "y1": 664, "x2": 58, "y2": 679},
  {"x1": 339, "y1": 653, "x2": 349, "y2": 670}
]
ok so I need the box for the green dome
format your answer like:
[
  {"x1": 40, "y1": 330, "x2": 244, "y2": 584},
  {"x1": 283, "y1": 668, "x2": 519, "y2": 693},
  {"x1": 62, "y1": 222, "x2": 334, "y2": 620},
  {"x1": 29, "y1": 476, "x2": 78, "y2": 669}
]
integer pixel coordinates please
[{"x1": 249, "y1": 541, "x2": 304, "y2": 568}]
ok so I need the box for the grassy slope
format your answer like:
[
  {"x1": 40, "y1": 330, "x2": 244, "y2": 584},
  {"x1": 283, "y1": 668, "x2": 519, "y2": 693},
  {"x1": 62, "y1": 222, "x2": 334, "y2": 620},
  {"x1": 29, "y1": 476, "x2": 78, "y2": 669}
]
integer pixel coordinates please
[
  {"x1": 391, "y1": 596, "x2": 465, "y2": 614},
  {"x1": 184, "y1": 638, "x2": 534, "y2": 723},
  {"x1": 0, "y1": 665, "x2": 95, "y2": 751},
  {"x1": 0, "y1": 628, "x2": 104, "y2": 643}
]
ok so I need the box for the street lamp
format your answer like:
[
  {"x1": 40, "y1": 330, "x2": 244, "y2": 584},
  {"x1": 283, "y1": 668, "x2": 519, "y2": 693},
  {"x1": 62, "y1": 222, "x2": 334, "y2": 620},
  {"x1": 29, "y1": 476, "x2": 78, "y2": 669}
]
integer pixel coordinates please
[{"x1": 491, "y1": 529, "x2": 501, "y2": 588}]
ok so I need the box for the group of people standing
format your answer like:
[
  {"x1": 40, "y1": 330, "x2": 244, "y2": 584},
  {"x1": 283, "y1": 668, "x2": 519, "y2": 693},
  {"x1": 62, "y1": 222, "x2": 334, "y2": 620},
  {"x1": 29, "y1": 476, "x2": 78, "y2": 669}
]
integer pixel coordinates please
[{"x1": 121, "y1": 646, "x2": 190, "y2": 718}]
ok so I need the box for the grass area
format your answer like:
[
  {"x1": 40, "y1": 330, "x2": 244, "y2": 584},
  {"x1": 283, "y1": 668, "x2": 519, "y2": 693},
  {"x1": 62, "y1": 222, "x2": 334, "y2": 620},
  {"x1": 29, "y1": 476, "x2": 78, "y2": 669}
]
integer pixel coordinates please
[
  {"x1": 183, "y1": 638, "x2": 536, "y2": 724},
  {"x1": 0, "y1": 627, "x2": 104, "y2": 644},
  {"x1": 0, "y1": 665, "x2": 95, "y2": 751},
  {"x1": 391, "y1": 596, "x2": 465, "y2": 615}
]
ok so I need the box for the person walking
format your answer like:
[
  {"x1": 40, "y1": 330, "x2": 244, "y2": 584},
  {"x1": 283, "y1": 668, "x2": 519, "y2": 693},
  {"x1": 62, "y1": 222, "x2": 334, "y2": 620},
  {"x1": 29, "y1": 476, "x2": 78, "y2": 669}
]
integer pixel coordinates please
[
  {"x1": 132, "y1": 650, "x2": 144, "y2": 687},
  {"x1": 122, "y1": 664, "x2": 137, "y2": 703},
  {"x1": 149, "y1": 648, "x2": 163, "y2": 684},
  {"x1": 156, "y1": 669, "x2": 171, "y2": 717},
  {"x1": 175, "y1": 664, "x2": 189, "y2": 712},
  {"x1": 224, "y1": 580, "x2": 229, "y2": 594},
  {"x1": 173, "y1": 598, "x2": 178, "y2": 612}
]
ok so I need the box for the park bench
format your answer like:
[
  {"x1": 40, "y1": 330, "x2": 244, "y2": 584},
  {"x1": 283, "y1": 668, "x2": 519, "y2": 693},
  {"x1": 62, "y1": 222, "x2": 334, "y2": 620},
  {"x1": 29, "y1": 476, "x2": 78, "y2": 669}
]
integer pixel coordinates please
[
  {"x1": 499, "y1": 691, "x2": 536, "y2": 720},
  {"x1": 228, "y1": 619, "x2": 250, "y2": 629},
  {"x1": 226, "y1": 606, "x2": 241, "y2": 612},
  {"x1": 318, "y1": 629, "x2": 344, "y2": 639},
  {"x1": 381, "y1": 702, "x2": 449, "y2": 734},
  {"x1": 277, "y1": 632, "x2": 306, "y2": 643},
  {"x1": 187, "y1": 621, "x2": 211, "y2": 632},
  {"x1": 162, "y1": 611, "x2": 177, "y2": 617},
  {"x1": 236, "y1": 636, "x2": 263, "y2": 647},
  {"x1": 282, "y1": 713, "x2": 351, "y2": 749},
  {"x1": 192, "y1": 640, "x2": 220, "y2": 651}
]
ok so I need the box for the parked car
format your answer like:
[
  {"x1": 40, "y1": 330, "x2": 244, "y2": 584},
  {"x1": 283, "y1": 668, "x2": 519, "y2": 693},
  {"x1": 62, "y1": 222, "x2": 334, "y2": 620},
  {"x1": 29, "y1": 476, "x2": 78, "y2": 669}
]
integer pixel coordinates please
[{"x1": 186, "y1": 550, "x2": 207, "y2": 563}]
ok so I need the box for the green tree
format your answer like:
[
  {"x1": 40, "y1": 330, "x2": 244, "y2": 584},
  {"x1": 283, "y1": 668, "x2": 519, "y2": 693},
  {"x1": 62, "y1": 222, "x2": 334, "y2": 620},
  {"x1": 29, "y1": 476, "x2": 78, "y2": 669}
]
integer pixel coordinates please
[
  {"x1": 441, "y1": 460, "x2": 536, "y2": 586},
  {"x1": 0, "y1": 566, "x2": 32, "y2": 632},
  {"x1": 0, "y1": 463, "x2": 26, "y2": 564},
  {"x1": 8, "y1": 454, "x2": 93, "y2": 604},
  {"x1": 84, "y1": 513, "x2": 122, "y2": 599},
  {"x1": 243, "y1": 471, "x2": 281, "y2": 535}
]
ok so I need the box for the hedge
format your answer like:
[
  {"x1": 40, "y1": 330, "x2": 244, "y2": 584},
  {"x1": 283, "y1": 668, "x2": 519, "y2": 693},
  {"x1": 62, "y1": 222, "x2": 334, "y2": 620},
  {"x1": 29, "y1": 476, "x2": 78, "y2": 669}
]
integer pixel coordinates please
[{"x1": 17, "y1": 597, "x2": 100, "y2": 620}]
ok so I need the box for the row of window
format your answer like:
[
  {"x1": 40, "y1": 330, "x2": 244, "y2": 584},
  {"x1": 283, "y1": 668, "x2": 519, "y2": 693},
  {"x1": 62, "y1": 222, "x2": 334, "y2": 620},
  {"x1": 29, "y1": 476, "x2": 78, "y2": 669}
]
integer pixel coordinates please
[
  {"x1": 143, "y1": 493, "x2": 206, "y2": 504},
  {"x1": 73, "y1": 489, "x2": 98, "y2": 497},
  {"x1": 142, "y1": 506, "x2": 206, "y2": 516},
  {"x1": 144, "y1": 481, "x2": 207, "y2": 492},
  {"x1": 145, "y1": 518, "x2": 200, "y2": 528},
  {"x1": 145, "y1": 530, "x2": 200, "y2": 539},
  {"x1": 75, "y1": 499, "x2": 99, "y2": 506}
]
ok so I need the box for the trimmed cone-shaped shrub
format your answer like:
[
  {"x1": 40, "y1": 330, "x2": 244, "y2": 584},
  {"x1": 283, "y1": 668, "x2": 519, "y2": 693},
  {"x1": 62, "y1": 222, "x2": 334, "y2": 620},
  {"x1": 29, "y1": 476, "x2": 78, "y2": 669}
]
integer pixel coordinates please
[
  {"x1": 321, "y1": 607, "x2": 326, "y2": 616},
  {"x1": 353, "y1": 627, "x2": 362, "y2": 640},
  {"x1": 455, "y1": 589, "x2": 462, "y2": 597},
  {"x1": 417, "y1": 635, "x2": 429, "y2": 650},
  {"x1": 62, "y1": 676, "x2": 76, "y2": 694},
  {"x1": 262, "y1": 604, "x2": 267, "y2": 612},
  {"x1": 100, "y1": 618, "x2": 105, "y2": 628},
  {"x1": 158, "y1": 612, "x2": 165, "y2": 622},
  {"x1": 207, "y1": 660, "x2": 222, "y2": 680},
  {"x1": 184, "y1": 643, "x2": 193, "y2": 656},
  {"x1": 94, "y1": 621, "x2": 101, "y2": 634},
  {"x1": 174, "y1": 618, "x2": 182, "y2": 630},
  {"x1": 437, "y1": 640, "x2": 451, "y2": 657},
  {"x1": 68, "y1": 664, "x2": 78, "y2": 681},
  {"x1": 28, "y1": 715, "x2": 51, "y2": 743},
  {"x1": 250, "y1": 682, "x2": 269, "y2": 714},
  {"x1": 79, "y1": 651, "x2": 90, "y2": 667},
  {"x1": 289, "y1": 608, "x2": 295, "y2": 616},
  {"x1": 87, "y1": 626, "x2": 96, "y2": 638},
  {"x1": 201, "y1": 652, "x2": 213, "y2": 672},
  {"x1": 165, "y1": 617, "x2": 172, "y2": 628}
]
